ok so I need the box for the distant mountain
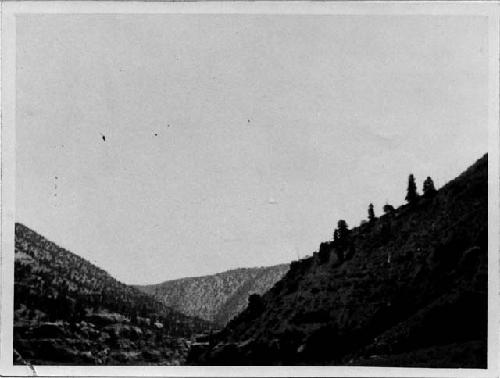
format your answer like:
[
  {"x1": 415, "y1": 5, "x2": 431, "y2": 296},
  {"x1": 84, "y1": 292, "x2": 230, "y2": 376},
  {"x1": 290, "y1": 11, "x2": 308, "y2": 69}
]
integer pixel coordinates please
[
  {"x1": 136, "y1": 264, "x2": 289, "y2": 327},
  {"x1": 14, "y1": 223, "x2": 213, "y2": 365},
  {"x1": 193, "y1": 154, "x2": 488, "y2": 368}
]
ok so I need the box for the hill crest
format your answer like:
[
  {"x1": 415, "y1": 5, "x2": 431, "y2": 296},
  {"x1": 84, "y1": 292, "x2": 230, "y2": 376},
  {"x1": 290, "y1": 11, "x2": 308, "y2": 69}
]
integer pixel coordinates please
[
  {"x1": 14, "y1": 223, "x2": 213, "y2": 365},
  {"x1": 137, "y1": 263, "x2": 289, "y2": 326},
  {"x1": 194, "y1": 154, "x2": 488, "y2": 368}
]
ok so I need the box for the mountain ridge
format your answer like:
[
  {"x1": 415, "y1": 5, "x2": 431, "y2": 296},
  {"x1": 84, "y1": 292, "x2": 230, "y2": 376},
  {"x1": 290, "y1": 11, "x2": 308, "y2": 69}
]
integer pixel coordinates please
[
  {"x1": 193, "y1": 153, "x2": 488, "y2": 367},
  {"x1": 14, "y1": 223, "x2": 213, "y2": 365},
  {"x1": 136, "y1": 263, "x2": 289, "y2": 326}
]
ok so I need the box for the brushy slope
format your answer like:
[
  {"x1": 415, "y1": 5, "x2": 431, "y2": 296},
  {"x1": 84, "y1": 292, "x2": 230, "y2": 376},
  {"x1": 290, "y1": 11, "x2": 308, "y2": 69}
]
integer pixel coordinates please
[
  {"x1": 14, "y1": 224, "x2": 213, "y2": 365},
  {"x1": 194, "y1": 154, "x2": 488, "y2": 368},
  {"x1": 137, "y1": 264, "x2": 289, "y2": 326}
]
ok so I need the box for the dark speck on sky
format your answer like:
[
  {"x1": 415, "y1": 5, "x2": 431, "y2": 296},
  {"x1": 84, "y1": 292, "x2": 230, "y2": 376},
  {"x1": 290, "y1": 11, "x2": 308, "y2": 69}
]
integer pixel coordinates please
[{"x1": 15, "y1": 15, "x2": 488, "y2": 283}]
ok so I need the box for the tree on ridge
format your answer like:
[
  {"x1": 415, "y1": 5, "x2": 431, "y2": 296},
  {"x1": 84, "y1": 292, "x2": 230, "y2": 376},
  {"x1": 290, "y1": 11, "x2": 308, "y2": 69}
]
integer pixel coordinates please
[
  {"x1": 405, "y1": 174, "x2": 419, "y2": 204},
  {"x1": 337, "y1": 220, "x2": 349, "y2": 241},
  {"x1": 368, "y1": 203, "x2": 375, "y2": 223},
  {"x1": 423, "y1": 176, "x2": 437, "y2": 197}
]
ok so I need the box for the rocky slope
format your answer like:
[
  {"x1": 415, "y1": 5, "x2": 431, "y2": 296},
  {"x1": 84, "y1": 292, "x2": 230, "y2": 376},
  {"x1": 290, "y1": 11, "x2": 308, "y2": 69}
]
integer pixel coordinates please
[
  {"x1": 193, "y1": 154, "x2": 488, "y2": 368},
  {"x1": 14, "y1": 223, "x2": 213, "y2": 365},
  {"x1": 137, "y1": 264, "x2": 289, "y2": 326}
]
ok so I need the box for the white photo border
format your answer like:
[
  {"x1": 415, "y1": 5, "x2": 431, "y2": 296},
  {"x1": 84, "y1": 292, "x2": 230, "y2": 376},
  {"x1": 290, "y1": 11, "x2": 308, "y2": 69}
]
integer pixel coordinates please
[{"x1": 1, "y1": 1, "x2": 499, "y2": 377}]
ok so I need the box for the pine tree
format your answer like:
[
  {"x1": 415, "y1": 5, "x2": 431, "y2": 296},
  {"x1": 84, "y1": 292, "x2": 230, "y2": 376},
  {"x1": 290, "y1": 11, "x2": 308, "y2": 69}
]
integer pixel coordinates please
[
  {"x1": 423, "y1": 176, "x2": 437, "y2": 197},
  {"x1": 333, "y1": 229, "x2": 340, "y2": 243},
  {"x1": 368, "y1": 203, "x2": 375, "y2": 222},
  {"x1": 337, "y1": 220, "x2": 349, "y2": 241},
  {"x1": 405, "y1": 174, "x2": 418, "y2": 204}
]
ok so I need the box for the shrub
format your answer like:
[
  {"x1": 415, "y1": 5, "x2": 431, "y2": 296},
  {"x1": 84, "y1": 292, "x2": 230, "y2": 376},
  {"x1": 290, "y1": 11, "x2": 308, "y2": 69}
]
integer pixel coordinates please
[
  {"x1": 423, "y1": 176, "x2": 437, "y2": 197},
  {"x1": 383, "y1": 203, "x2": 395, "y2": 214}
]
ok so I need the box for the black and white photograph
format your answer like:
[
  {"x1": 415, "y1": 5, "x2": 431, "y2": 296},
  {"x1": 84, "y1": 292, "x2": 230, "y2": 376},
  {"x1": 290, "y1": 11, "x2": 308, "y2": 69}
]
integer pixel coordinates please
[{"x1": 1, "y1": 1, "x2": 499, "y2": 376}]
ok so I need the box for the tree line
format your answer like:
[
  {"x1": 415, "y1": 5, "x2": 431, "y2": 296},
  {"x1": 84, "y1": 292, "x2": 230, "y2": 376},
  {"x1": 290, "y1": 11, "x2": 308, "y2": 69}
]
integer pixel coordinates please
[
  {"x1": 333, "y1": 174, "x2": 437, "y2": 241},
  {"x1": 250, "y1": 174, "x2": 438, "y2": 309}
]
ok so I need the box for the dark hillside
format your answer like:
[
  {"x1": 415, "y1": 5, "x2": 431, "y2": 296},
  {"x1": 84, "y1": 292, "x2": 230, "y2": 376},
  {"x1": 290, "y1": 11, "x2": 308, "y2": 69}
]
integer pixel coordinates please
[
  {"x1": 194, "y1": 154, "x2": 488, "y2": 367},
  {"x1": 137, "y1": 264, "x2": 288, "y2": 327},
  {"x1": 14, "y1": 224, "x2": 213, "y2": 365}
]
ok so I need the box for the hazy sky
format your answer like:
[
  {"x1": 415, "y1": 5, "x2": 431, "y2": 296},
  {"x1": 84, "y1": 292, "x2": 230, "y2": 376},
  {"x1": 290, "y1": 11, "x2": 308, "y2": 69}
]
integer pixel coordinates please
[{"x1": 16, "y1": 14, "x2": 488, "y2": 284}]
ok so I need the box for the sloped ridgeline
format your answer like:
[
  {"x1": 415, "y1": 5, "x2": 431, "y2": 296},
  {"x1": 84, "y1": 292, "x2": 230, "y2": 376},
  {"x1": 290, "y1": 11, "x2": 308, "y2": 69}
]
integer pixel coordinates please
[
  {"x1": 14, "y1": 224, "x2": 213, "y2": 365},
  {"x1": 137, "y1": 264, "x2": 289, "y2": 327},
  {"x1": 193, "y1": 154, "x2": 488, "y2": 367}
]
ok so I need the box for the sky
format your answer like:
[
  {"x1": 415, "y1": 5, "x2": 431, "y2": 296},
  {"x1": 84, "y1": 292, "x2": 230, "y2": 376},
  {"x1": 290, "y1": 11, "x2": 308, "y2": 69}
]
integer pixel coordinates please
[{"x1": 16, "y1": 14, "x2": 488, "y2": 284}]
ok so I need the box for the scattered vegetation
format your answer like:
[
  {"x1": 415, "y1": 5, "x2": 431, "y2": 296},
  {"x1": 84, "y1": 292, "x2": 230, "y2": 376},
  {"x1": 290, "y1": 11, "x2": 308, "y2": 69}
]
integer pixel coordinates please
[
  {"x1": 193, "y1": 154, "x2": 487, "y2": 368},
  {"x1": 14, "y1": 224, "x2": 213, "y2": 365},
  {"x1": 136, "y1": 265, "x2": 288, "y2": 327},
  {"x1": 15, "y1": 153, "x2": 486, "y2": 368}
]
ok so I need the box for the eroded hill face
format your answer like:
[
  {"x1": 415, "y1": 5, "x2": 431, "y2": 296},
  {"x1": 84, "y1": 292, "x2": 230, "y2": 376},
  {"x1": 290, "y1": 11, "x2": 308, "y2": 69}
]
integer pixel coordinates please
[
  {"x1": 14, "y1": 224, "x2": 213, "y2": 365},
  {"x1": 136, "y1": 264, "x2": 289, "y2": 327},
  {"x1": 194, "y1": 154, "x2": 488, "y2": 368}
]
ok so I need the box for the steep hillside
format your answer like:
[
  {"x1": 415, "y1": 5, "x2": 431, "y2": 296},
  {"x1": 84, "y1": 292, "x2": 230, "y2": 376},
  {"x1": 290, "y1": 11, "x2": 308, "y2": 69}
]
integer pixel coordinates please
[
  {"x1": 137, "y1": 264, "x2": 289, "y2": 326},
  {"x1": 194, "y1": 154, "x2": 488, "y2": 367},
  {"x1": 14, "y1": 223, "x2": 213, "y2": 365}
]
